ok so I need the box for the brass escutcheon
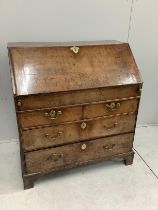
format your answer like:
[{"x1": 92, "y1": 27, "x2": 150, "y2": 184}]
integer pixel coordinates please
[
  {"x1": 81, "y1": 144, "x2": 87, "y2": 150},
  {"x1": 70, "y1": 46, "x2": 80, "y2": 54},
  {"x1": 81, "y1": 122, "x2": 87, "y2": 129}
]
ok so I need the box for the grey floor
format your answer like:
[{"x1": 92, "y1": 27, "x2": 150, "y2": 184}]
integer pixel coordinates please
[{"x1": 0, "y1": 125, "x2": 158, "y2": 210}]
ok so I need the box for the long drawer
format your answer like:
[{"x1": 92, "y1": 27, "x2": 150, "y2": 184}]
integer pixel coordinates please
[
  {"x1": 19, "y1": 99, "x2": 138, "y2": 128},
  {"x1": 22, "y1": 114, "x2": 136, "y2": 151},
  {"x1": 16, "y1": 85, "x2": 140, "y2": 111},
  {"x1": 25, "y1": 133, "x2": 134, "y2": 174}
]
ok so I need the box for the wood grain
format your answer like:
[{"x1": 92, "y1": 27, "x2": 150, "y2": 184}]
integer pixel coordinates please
[
  {"x1": 18, "y1": 98, "x2": 138, "y2": 128},
  {"x1": 8, "y1": 43, "x2": 142, "y2": 96},
  {"x1": 25, "y1": 133, "x2": 134, "y2": 174},
  {"x1": 22, "y1": 114, "x2": 136, "y2": 151},
  {"x1": 8, "y1": 41, "x2": 142, "y2": 189},
  {"x1": 16, "y1": 85, "x2": 140, "y2": 111}
]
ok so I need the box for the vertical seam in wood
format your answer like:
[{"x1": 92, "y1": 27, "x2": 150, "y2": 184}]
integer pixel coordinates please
[{"x1": 127, "y1": 0, "x2": 134, "y2": 42}]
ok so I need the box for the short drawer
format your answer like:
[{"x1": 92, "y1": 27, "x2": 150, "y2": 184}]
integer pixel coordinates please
[
  {"x1": 16, "y1": 84, "x2": 140, "y2": 111},
  {"x1": 84, "y1": 98, "x2": 138, "y2": 119},
  {"x1": 19, "y1": 98, "x2": 138, "y2": 128},
  {"x1": 22, "y1": 114, "x2": 136, "y2": 151},
  {"x1": 25, "y1": 133, "x2": 134, "y2": 174},
  {"x1": 19, "y1": 106, "x2": 82, "y2": 128}
]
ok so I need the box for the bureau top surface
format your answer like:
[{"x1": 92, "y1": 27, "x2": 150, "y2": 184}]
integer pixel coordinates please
[{"x1": 8, "y1": 41, "x2": 142, "y2": 96}]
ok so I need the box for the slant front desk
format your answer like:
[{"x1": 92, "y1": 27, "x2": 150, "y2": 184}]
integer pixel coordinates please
[{"x1": 8, "y1": 41, "x2": 143, "y2": 189}]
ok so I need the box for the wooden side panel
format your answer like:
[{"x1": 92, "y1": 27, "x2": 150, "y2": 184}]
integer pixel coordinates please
[
  {"x1": 25, "y1": 133, "x2": 134, "y2": 174},
  {"x1": 22, "y1": 114, "x2": 136, "y2": 151}
]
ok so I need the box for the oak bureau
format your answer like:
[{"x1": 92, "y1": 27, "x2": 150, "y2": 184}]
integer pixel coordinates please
[{"x1": 8, "y1": 41, "x2": 143, "y2": 189}]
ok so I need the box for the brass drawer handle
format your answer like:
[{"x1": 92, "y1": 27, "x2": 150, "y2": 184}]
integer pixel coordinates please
[
  {"x1": 103, "y1": 123, "x2": 118, "y2": 130},
  {"x1": 81, "y1": 143, "x2": 87, "y2": 150},
  {"x1": 44, "y1": 109, "x2": 62, "y2": 119},
  {"x1": 47, "y1": 153, "x2": 63, "y2": 162},
  {"x1": 105, "y1": 102, "x2": 121, "y2": 112},
  {"x1": 70, "y1": 46, "x2": 80, "y2": 54},
  {"x1": 44, "y1": 131, "x2": 63, "y2": 140},
  {"x1": 81, "y1": 122, "x2": 87, "y2": 129},
  {"x1": 103, "y1": 144, "x2": 115, "y2": 151}
]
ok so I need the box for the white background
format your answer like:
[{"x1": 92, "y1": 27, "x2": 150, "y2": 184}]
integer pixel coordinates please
[{"x1": 0, "y1": 0, "x2": 158, "y2": 141}]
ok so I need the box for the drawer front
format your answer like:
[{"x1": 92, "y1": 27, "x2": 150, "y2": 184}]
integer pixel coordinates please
[
  {"x1": 19, "y1": 98, "x2": 138, "y2": 129},
  {"x1": 25, "y1": 133, "x2": 134, "y2": 174},
  {"x1": 84, "y1": 98, "x2": 138, "y2": 119},
  {"x1": 22, "y1": 114, "x2": 136, "y2": 151},
  {"x1": 16, "y1": 85, "x2": 140, "y2": 111},
  {"x1": 19, "y1": 106, "x2": 82, "y2": 128}
]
